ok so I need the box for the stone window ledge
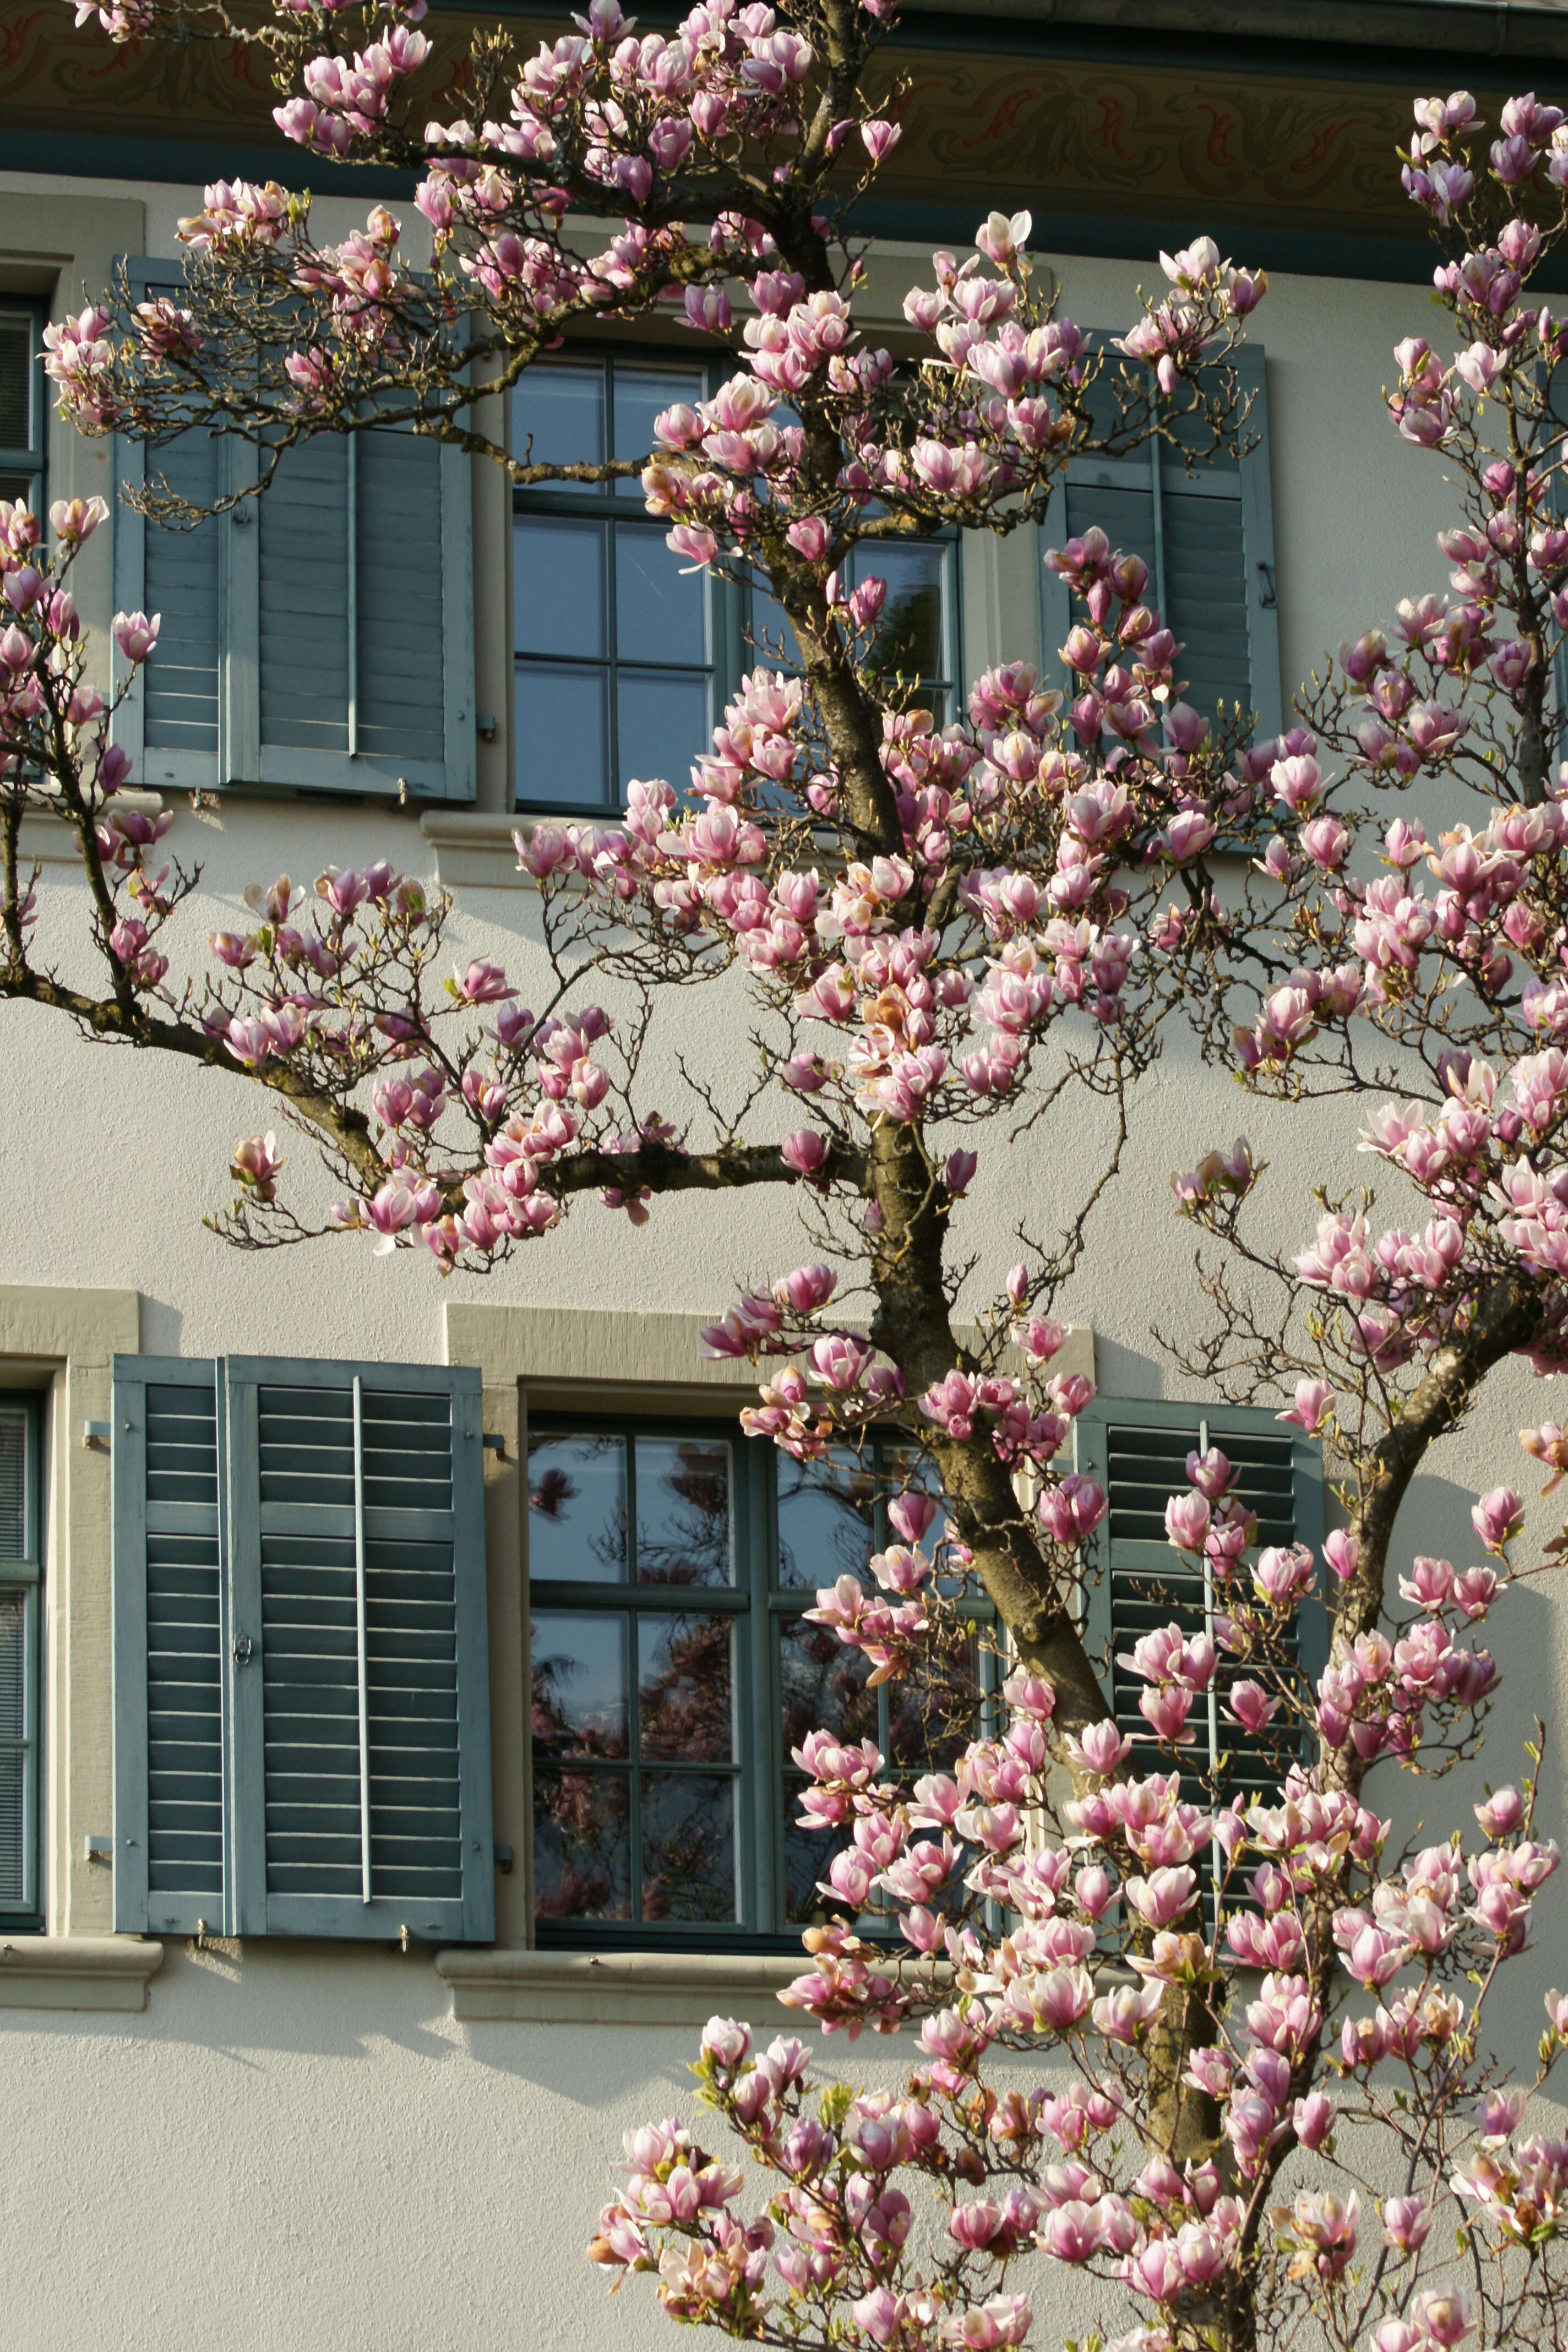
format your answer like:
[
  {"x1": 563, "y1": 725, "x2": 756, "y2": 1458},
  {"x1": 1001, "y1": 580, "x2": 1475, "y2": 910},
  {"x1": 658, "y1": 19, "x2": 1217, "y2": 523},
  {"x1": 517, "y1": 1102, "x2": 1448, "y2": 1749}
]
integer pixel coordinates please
[
  {"x1": 434, "y1": 1946, "x2": 807, "y2": 2026},
  {"x1": 19, "y1": 791, "x2": 165, "y2": 867},
  {"x1": 0, "y1": 1935, "x2": 165, "y2": 2012},
  {"x1": 420, "y1": 809, "x2": 531, "y2": 889}
]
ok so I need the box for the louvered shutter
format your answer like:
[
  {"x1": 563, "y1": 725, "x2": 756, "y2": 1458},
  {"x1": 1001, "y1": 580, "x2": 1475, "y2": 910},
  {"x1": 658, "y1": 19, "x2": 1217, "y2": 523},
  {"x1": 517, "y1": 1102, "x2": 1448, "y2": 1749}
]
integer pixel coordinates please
[
  {"x1": 110, "y1": 266, "x2": 227, "y2": 796},
  {"x1": 1039, "y1": 342, "x2": 1282, "y2": 744},
  {"x1": 111, "y1": 1359, "x2": 226, "y2": 1933},
  {"x1": 112, "y1": 1355, "x2": 495, "y2": 1942},
  {"x1": 1074, "y1": 1397, "x2": 1326, "y2": 1825},
  {"x1": 110, "y1": 257, "x2": 476, "y2": 803},
  {"x1": 0, "y1": 1400, "x2": 40, "y2": 1923}
]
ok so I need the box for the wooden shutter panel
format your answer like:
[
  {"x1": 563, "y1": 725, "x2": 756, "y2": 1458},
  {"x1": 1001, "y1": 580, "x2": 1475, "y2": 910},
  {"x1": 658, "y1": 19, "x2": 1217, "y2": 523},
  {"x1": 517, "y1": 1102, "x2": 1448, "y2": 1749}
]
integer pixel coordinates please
[
  {"x1": 110, "y1": 255, "x2": 476, "y2": 803},
  {"x1": 112, "y1": 1357, "x2": 228, "y2": 1934},
  {"x1": 1039, "y1": 341, "x2": 1282, "y2": 744},
  {"x1": 1075, "y1": 1397, "x2": 1326, "y2": 1820},
  {"x1": 236, "y1": 423, "x2": 475, "y2": 800},
  {"x1": 112, "y1": 1355, "x2": 494, "y2": 1942},
  {"x1": 224, "y1": 1357, "x2": 493, "y2": 1941},
  {"x1": 110, "y1": 266, "x2": 227, "y2": 796}
]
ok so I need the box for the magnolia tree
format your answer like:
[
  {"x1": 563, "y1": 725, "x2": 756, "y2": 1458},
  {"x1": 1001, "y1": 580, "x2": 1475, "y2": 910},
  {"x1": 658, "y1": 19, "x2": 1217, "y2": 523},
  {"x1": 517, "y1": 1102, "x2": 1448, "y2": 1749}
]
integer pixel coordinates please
[{"x1": 6, "y1": 0, "x2": 1568, "y2": 2343}]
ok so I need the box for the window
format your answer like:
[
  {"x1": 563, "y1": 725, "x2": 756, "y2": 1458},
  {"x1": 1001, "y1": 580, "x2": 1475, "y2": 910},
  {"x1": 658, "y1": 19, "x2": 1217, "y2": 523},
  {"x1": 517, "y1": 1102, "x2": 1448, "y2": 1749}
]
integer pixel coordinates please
[
  {"x1": 513, "y1": 353, "x2": 720, "y2": 812},
  {"x1": 111, "y1": 1354, "x2": 495, "y2": 1942},
  {"x1": 0, "y1": 1397, "x2": 42, "y2": 1929},
  {"x1": 511, "y1": 353, "x2": 962, "y2": 812},
  {"x1": 750, "y1": 533, "x2": 959, "y2": 725},
  {"x1": 528, "y1": 1417, "x2": 993, "y2": 1948},
  {"x1": 110, "y1": 262, "x2": 475, "y2": 803},
  {"x1": 0, "y1": 306, "x2": 43, "y2": 515},
  {"x1": 1039, "y1": 344, "x2": 1281, "y2": 742},
  {"x1": 1073, "y1": 1395, "x2": 1326, "y2": 1884}
]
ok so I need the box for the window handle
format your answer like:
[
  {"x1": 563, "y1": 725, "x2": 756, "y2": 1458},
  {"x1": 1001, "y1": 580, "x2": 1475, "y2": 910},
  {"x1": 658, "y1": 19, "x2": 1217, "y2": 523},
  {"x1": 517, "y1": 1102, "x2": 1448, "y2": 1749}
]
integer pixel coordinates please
[{"x1": 1256, "y1": 559, "x2": 1277, "y2": 610}]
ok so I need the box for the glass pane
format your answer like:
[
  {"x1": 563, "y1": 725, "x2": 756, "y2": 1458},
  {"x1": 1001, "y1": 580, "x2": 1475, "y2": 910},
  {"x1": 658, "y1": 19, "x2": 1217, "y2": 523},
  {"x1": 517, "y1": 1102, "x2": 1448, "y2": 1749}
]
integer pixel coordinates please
[
  {"x1": 0, "y1": 1412, "x2": 25, "y2": 1560},
  {"x1": 617, "y1": 671, "x2": 711, "y2": 796},
  {"x1": 855, "y1": 540, "x2": 948, "y2": 682},
  {"x1": 639, "y1": 1772, "x2": 737, "y2": 1923},
  {"x1": 0, "y1": 1593, "x2": 24, "y2": 1739},
  {"x1": 513, "y1": 361, "x2": 603, "y2": 496},
  {"x1": 783, "y1": 1794, "x2": 858, "y2": 1928},
  {"x1": 639, "y1": 1613, "x2": 734, "y2": 1761},
  {"x1": 886, "y1": 1635, "x2": 982, "y2": 1773},
  {"x1": 635, "y1": 1436, "x2": 732, "y2": 1587},
  {"x1": 615, "y1": 522, "x2": 710, "y2": 665},
  {"x1": 528, "y1": 1434, "x2": 627, "y2": 1583},
  {"x1": 613, "y1": 362, "x2": 707, "y2": 498},
  {"x1": 777, "y1": 1447, "x2": 876, "y2": 1588},
  {"x1": 747, "y1": 572, "x2": 803, "y2": 670},
  {"x1": 0, "y1": 315, "x2": 30, "y2": 454},
  {"x1": 530, "y1": 1610, "x2": 628, "y2": 1758},
  {"x1": 515, "y1": 662, "x2": 609, "y2": 808},
  {"x1": 532, "y1": 1765, "x2": 631, "y2": 1920},
  {"x1": 514, "y1": 517, "x2": 606, "y2": 658},
  {"x1": 779, "y1": 1611, "x2": 877, "y2": 1752},
  {"x1": 0, "y1": 469, "x2": 36, "y2": 513}
]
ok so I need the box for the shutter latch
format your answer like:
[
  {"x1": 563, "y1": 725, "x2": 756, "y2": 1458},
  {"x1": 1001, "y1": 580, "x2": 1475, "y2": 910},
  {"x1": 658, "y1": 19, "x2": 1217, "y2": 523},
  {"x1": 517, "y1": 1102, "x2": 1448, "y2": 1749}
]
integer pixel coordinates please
[
  {"x1": 1256, "y1": 559, "x2": 1277, "y2": 609},
  {"x1": 232, "y1": 1634, "x2": 254, "y2": 1666}
]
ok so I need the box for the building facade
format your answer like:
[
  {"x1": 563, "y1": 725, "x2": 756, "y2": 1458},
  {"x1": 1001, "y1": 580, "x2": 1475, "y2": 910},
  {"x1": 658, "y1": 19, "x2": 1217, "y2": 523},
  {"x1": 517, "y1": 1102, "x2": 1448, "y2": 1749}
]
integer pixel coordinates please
[{"x1": 1, "y1": 3, "x2": 1566, "y2": 2344}]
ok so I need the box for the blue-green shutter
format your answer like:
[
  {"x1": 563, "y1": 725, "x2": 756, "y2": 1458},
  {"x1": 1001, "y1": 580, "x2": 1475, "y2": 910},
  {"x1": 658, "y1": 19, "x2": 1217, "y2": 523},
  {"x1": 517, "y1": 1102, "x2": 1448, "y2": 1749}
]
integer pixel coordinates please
[
  {"x1": 112, "y1": 1354, "x2": 494, "y2": 1942},
  {"x1": 1072, "y1": 1394, "x2": 1325, "y2": 1811},
  {"x1": 111, "y1": 1357, "x2": 228, "y2": 1934},
  {"x1": 111, "y1": 258, "x2": 475, "y2": 803},
  {"x1": 1039, "y1": 340, "x2": 1282, "y2": 745}
]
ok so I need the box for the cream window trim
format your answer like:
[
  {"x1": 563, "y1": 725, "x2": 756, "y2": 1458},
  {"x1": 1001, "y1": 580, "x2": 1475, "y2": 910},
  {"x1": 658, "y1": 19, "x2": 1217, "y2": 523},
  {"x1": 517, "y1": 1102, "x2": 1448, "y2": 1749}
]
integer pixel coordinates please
[
  {"x1": 17, "y1": 790, "x2": 165, "y2": 867},
  {"x1": 433, "y1": 1945, "x2": 807, "y2": 2026},
  {"x1": 0, "y1": 1282, "x2": 140, "y2": 1938},
  {"x1": 0, "y1": 1934, "x2": 163, "y2": 2013}
]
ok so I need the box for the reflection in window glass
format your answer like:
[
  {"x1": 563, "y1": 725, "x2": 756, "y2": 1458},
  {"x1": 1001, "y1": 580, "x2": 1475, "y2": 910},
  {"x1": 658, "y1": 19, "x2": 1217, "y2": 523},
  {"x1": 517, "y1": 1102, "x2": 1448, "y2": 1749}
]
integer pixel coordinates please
[
  {"x1": 777, "y1": 1446, "x2": 876, "y2": 1588},
  {"x1": 640, "y1": 1773, "x2": 736, "y2": 1923},
  {"x1": 530, "y1": 1611, "x2": 629, "y2": 1757},
  {"x1": 639, "y1": 1613, "x2": 734, "y2": 1760},
  {"x1": 513, "y1": 354, "x2": 714, "y2": 812},
  {"x1": 527, "y1": 1434, "x2": 628, "y2": 1583},
  {"x1": 635, "y1": 1438, "x2": 732, "y2": 1587}
]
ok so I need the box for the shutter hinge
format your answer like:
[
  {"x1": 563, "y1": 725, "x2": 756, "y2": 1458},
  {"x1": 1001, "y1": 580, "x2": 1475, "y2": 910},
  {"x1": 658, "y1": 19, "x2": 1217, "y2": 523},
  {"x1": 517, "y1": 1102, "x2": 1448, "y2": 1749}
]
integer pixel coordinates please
[
  {"x1": 482, "y1": 1430, "x2": 507, "y2": 1459},
  {"x1": 83, "y1": 1420, "x2": 111, "y2": 1450}
]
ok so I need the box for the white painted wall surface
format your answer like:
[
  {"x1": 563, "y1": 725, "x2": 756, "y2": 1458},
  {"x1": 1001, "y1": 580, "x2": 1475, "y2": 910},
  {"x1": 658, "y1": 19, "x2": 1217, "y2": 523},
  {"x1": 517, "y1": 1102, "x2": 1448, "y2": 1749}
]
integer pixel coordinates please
[{"x1": 0, "y1": 167, "x2": 1565, "y2": 2348}]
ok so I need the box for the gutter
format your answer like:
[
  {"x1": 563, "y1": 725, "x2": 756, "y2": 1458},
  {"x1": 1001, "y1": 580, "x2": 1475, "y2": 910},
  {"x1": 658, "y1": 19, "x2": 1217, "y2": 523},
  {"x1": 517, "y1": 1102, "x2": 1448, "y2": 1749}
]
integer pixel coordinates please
[{"x1": 897, "y1": 0, "x2": 1568, "y2": 61}]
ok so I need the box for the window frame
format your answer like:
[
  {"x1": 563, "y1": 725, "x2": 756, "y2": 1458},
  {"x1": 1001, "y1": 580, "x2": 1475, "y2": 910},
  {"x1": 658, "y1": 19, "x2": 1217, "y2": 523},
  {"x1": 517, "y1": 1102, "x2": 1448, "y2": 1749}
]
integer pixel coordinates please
[
  {"x1": 0, "y1": 301, "x2": 45, "y2": 520},
  {"x1": 1038, "y1": 340, "x2": 1281, "y2": 746},
  {"x1": 510, "y1": 346, "x2": 966, "y2": 815},
  {"x1": 0, "y1": 1390, "x2": 44, "y2": 1932},
  {"x1": 527, "y1": 1409, "x2": 998, "y2": 1953},
  {"x1": 511, "y1": 346, "x2": 728, "y2": 818}
]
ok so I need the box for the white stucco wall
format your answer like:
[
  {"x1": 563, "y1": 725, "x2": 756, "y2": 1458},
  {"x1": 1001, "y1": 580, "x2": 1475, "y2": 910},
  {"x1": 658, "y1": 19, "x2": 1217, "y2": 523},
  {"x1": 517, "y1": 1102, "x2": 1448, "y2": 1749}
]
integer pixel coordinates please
[{"x1": 0, "y1": 167, "x2": 1563, "y2": 2348}]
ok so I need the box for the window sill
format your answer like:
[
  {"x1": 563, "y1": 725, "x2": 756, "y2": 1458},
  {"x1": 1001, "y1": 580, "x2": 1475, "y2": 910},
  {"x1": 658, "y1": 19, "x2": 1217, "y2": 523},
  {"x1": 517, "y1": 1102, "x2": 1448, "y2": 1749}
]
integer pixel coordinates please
[
  {"x1": 434, "y1": 1945, "x2": 807, "y2": 2026},
  {"x1": 420, "y1": 809, "x2": 532, "y2": 889},
  {"x1": 0, "y1": 1935, "x2": 165, "y2": 2012},
  {"x1": 19, "y1": 791, "x2": 165, "y2": 868}
]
